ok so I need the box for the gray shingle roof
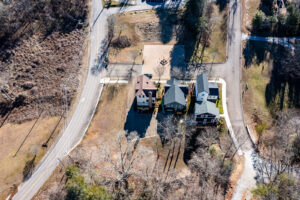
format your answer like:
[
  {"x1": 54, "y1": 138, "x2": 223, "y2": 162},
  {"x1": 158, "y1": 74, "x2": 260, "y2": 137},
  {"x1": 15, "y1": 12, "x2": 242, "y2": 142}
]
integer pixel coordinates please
[
  {"x1": 166, "y1": 78, "x2": 180, "y2": 86},
  {"x1": 164, "y1": 85, "x2": 186, "y2": 106},
  {"x1": 196, "y1": 74, "x2": 209, "y2": 93},
  {"x1": 194, "y1": 100, "x2": 219, "y2": 117},
  {"x1": 208, "y1": 82, "x2": 218, "y2": 89}
]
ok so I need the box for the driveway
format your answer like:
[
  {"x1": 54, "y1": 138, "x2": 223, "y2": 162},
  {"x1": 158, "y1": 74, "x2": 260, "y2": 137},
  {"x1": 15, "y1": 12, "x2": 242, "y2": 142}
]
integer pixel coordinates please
[{"x1": 11, "y1": 0, "x2": 187, "y2": 199}]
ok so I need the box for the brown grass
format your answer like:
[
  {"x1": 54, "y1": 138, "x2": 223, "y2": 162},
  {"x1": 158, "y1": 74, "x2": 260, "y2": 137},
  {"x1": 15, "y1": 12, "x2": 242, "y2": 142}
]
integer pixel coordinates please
[
  {"x1": 0, "y1": 116, "x2": 63, "y2": 199},
  {"x1": 84, "y1": 84, "x2": 130, "y2": 143},
  {"x1": 108, "y1": 5, "x2": 228, "y2": 63},
  {"x1": 193, "y1": 4, "x2": 228, "y2": 63},
  {"x1": 225, "y1": 155, "x2": 245, "y2": 200},
  {"x1": 242, "y1": 0, "x2": 261, "y2": 33},
  {"x1": 33, "y1": 81, "x2": 191, "y2": 199}
]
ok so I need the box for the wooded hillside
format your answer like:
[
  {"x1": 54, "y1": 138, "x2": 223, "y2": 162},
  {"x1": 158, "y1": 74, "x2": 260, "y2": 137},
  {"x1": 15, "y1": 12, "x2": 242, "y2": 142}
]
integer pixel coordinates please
[{"x1": 0, "y1": 0, "x2": 88, "y2": 123}]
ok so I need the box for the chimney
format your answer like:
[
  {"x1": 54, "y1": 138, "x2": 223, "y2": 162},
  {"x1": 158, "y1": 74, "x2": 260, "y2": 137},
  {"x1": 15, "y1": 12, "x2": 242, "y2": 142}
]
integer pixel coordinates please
[{"x1": 148, "y1": 91, "x2": 153, "y2": 108}]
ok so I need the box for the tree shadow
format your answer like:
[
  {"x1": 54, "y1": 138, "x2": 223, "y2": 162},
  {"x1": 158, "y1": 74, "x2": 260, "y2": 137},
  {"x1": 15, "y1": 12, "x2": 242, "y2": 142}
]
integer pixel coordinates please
[
  {"x1": 243, "y1": 40, "x2": 276, "y2": 68},
  {"x1": 154, "y1": 0, "x2": 198, "y2": 65},
  {"x1": 155, "y1": 9, "x2": 179, "y2": 44},
  {"x1": 242, "y1": 40, "x2": 300, "y2": 114},
  {"x1": 265, "y1": 50, "x2": 300, "y2": 112},
  {"x1": 124, "y1": 101, "x2": 153, "y2": 138},
  {"x1": 22, "y1": 155, "x2": 36, "y2": 181},
  {"x1": 183, "y1": 129, "x2": 199, "y2": 163},
  {"x1": 216, "y1": 0, "x2": 228, "y2": 12}
]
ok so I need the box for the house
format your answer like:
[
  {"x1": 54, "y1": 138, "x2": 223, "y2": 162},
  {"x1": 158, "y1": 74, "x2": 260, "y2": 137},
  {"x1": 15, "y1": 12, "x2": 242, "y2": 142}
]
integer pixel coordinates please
[
  {"x1": 165, "y1": 78, "x2": 189, "y2": 95},
  {"x1": 195, "y1": 74, "x2": 219, "y2": 103},
  {"x1": 194, "y1": 100, "x2": 220, "y2": 126},
  {"x1": 194, "y1": 74, "x2": 220, "y2": 126},
  {"x1": 208, "y1": 82, "x2": 219, "y2": 103},
  {"x1": 164, "y1": 84, "x2": 186, "y2": 113},
  {"x1": 195, "y1": 74, "x2": 209, "y2": 102},
  {"x1": 135, "y1": 75, "x2": 157, "y2": 109},
  {"x1": 163, "y1": 78, "x2": 187, "y2": 113}
]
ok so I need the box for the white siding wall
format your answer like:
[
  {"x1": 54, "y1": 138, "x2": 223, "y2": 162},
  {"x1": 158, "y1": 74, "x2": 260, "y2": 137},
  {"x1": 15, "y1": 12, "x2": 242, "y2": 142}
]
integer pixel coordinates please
[{"x1": 137, "y1": 95, "x2": 156, "y2": 107}]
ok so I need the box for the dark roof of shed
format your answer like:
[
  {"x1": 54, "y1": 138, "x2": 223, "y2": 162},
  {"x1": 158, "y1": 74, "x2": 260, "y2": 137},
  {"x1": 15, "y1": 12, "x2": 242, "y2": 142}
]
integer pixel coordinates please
[
  {"x1": 208, "y1": 82, "x2": 218, "y2": 89},
  {"x1": 196, "y1": 74, "x2": 209, "y2": 93},
  {"x1": 164, "y1": 85, "x2": 186, "y2": 106}
]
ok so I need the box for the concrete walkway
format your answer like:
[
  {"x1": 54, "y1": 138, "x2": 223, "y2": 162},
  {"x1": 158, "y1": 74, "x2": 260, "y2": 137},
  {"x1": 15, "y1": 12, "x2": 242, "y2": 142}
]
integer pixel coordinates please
[
  {"x1": 242, "y1": 33, "x2": 300, "y2": 50},
  {"x1": 212, "y1": 78, "x2": 242, "y2": 156}
]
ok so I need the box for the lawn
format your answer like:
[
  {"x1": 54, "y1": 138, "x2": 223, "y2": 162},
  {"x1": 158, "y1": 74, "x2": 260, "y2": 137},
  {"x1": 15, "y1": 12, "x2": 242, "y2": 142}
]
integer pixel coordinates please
[
  {"x1": 83, "y1": 83, "x2": 188, "y2": 177},
  {"x1": 217, "y1": 83, "x2": 224, "y2": 114},
  {"x1": 242, "y1": 41, "x2": 294, "y2": 130},
  {"x1": 243, "y1": 60, "x2": 273, "y2": 123}
]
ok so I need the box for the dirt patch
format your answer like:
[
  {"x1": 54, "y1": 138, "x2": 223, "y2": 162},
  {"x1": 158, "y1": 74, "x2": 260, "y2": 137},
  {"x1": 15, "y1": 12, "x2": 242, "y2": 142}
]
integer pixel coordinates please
[
  {"x1": 142, "y1": 45, "x2": 185, "y2": 80},
  {"x1": 242, "y1": 0, "x2": 261, "y2": 33}
]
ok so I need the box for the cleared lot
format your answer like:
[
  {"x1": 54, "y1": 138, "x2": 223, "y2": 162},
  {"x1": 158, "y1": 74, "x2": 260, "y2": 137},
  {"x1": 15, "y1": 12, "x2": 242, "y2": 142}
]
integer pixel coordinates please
[{"x1": 108, "y1": 6, "x2": 228, "y2": 64}]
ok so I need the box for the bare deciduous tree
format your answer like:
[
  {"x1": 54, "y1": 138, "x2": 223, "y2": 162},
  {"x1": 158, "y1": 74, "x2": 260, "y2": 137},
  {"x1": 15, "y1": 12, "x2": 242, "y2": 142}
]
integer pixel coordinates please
[{"x1": 258, "y1": 110, "x2": 300, "y2": 183}]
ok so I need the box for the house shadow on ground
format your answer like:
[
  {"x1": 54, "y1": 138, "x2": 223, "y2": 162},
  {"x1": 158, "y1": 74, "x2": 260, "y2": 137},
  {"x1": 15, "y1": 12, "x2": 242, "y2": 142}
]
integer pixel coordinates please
[{"x1": 124, "y1": 101, "x2": 153, "y2": 138}]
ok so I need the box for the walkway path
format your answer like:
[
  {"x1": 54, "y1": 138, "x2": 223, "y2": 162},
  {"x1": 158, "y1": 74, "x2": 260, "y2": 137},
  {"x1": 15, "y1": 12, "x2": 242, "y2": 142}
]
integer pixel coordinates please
[{"x1": 242, "y1": 33, "x2": 300, "y2": 50}]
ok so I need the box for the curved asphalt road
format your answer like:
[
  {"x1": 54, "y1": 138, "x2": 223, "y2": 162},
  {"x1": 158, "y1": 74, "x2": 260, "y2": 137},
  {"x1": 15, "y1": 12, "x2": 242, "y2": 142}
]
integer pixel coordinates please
[
  {"x1": 11, "y1": 0, "x2": 185, "y2": 199},
  {"x1": 12, "y1": 0, "x2": 259, "y2": 199},
  {"x1": 209, "y1": 0, "x2": 257, "y2": 199}
]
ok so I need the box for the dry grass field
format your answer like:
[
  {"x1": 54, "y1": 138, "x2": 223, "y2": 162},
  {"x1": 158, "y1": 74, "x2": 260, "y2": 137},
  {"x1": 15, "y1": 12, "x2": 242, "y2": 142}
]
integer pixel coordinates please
[
  {"x1": 108, "y1": 5, "x2": 228, "y2": 64},
  {"x1": 0, "y1": 116, "x2": 63, "y2": 199}
]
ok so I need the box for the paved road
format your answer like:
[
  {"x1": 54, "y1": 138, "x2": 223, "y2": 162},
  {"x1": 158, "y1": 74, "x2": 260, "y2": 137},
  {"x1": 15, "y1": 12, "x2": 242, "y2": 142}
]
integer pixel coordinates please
[
  {"x1": 11, "y1": 1, "x2": 186, "y2": 200},
  {"x1": 208, "y1": 0, "x2": 257, "y2": 199},
  {"x1": 10, "y1": 0, "x2": 260, "y2": 199},
  {"x1": 209, "y1": 0, "x2": 252, "y2": 151},
  {"x1": 12, "y1": 0, "x2": 106, "y2": 199}
]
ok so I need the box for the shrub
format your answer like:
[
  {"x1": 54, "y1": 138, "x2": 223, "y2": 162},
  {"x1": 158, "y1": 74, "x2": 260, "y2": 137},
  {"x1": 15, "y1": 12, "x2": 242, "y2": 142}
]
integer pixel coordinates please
[
  {"x1": 217, "y1": 117, "x2": 226, "y2": 133},
  {"x1": 65, "y1": 166, "x2": 112, "y2": 200},
  {"x1": 209, "y1": 145, "x2": 217, "y2": 156},
  {"x1": 255, "y1": 121, "x2": 268, "y2": 137},
  {"x1": 111, "y1": 36, "x2": 131, "y2": 48},
  {"x1": 65, "y1": 166, "x2": 79, "y2": 180},
  {"x1": 252, "y1": 11, "x2": 266, "y2": 30}
]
